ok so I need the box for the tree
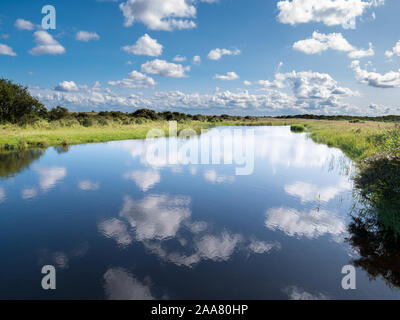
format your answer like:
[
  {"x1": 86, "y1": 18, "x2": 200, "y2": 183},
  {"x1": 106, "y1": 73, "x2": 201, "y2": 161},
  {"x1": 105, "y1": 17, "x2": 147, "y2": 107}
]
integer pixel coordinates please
[{"x1": 0, "y1": 78, "x2": 47, "y2": 123}]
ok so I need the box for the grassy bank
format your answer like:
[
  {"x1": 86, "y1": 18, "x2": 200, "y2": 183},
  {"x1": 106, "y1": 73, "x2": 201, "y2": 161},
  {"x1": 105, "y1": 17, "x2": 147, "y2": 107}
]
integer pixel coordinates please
[
  {"x1": 0, "y1": 120, "x2": 214, "y2": 152},
  {"x1": 0, "y1": 118, "x2": 397, "y2": 162}
]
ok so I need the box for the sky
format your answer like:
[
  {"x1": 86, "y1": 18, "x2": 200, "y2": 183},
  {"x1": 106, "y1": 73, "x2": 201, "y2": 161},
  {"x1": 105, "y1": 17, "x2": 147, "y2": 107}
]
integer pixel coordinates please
[{"x1": 1, "y1": 0, "x2": 400, "y2": 116}]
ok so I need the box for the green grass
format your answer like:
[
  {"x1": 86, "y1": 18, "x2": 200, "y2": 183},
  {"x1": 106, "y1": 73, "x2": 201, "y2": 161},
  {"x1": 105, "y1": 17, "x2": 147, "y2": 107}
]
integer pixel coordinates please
[{"x1": 0, "y1": 118, "x2": 397, "y2": 163}]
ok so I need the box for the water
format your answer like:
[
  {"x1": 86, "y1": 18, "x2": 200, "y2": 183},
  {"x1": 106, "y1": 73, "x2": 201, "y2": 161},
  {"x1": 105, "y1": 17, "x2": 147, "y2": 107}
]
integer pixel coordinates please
[{"x1": 0, "y1": 126, "x2": 399, "y2": 300}]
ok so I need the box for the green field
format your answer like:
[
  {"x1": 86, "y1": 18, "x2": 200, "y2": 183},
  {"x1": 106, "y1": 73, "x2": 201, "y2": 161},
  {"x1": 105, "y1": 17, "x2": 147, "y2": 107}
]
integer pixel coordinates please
[{"x1": 1, "y1": 118, "x2": 397, "y2": 163}]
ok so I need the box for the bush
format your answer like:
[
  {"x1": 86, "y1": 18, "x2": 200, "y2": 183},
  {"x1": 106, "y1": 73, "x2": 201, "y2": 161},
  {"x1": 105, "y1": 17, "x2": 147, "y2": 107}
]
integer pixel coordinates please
[
  {"x1": 48, "y1": 106, "x2": 69, "y2": 121},
  {"x1": 290, "y1": 124, "x2": 305, "y2": 133},
  {"x1": 81, "y1": 118, "x2": 93, "y2": 127}
]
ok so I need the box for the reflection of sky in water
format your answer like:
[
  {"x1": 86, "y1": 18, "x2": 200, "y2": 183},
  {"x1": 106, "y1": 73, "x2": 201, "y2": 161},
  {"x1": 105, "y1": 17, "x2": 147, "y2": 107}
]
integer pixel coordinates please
[{"x1": 0, "y1": 126, "x2": 399, "y2": 300}]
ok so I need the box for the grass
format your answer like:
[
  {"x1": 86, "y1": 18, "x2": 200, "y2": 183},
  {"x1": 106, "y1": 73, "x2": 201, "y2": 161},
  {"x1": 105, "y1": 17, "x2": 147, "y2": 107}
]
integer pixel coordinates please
[{"x1": 0, "y1": 118, "x2": 397, "y2": 163}]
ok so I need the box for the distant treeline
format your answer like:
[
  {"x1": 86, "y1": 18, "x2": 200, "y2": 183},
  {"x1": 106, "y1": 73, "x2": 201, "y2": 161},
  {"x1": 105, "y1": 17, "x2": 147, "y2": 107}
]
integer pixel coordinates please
[
  {"x1": 1, "y1": 78, "x2": 400, "y2": 125},
  {"x1": 277, "y1": 114, "x2": 400, "y2": 122}
]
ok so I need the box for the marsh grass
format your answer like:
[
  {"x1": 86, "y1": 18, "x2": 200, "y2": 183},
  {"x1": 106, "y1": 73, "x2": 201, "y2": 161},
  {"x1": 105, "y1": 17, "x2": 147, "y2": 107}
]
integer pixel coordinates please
[{"x1": 0, "y1": 118, "x2": 397, "y2": 162}]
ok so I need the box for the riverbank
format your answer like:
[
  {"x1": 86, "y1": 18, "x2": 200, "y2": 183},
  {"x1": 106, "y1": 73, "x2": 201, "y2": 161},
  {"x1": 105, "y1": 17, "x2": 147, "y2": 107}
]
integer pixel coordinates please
[{"x1": 0, "y1": 118, "x2": 397, "y2": 162}]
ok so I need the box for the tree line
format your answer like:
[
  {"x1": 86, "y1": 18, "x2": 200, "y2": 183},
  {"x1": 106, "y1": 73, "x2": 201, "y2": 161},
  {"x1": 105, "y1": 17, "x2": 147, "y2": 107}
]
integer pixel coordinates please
[{"x1": 1, "y1": 78, "x2": 400, "y2": 124}]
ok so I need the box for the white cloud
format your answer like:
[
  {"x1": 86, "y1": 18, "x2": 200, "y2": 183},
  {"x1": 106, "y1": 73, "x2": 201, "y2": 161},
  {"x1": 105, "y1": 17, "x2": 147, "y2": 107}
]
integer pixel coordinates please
[
  {"x1": 122, "y1": 34, "x2": 163, "y2": 57},
  {"x1": 34, "y1": 166, "x2": 67, "y2": 191},
  {"x1": 173, "y1": 55, "x2": 187, "y2": 62},
  {"x1": 351, "y1": 60, "x2": 400, "y2": 88},
  {"x1": 293, "y1": 31, "x2": 374, "y2": 58},
  {"x1": 108, "y1": 70, "x2": 156, "y2": 88},
  {"x1": 207, "y1": 48, "x2": 241, "y2": 60},
  {"x1": 104, "y1": 268, "x2": 154, "y2": 300},
  {"x1": 123, "y1": 169, "x2": 161, "y2": 191},
  {"x1": 119, "y1": 0, "x2": 197, "y2": 31},
  {"x1": 0, "y1": 188, "x2": 5, "y2": 202},
  {"x1": 214, "y1": 71, "x2": 239, "y2": 81},
  {"x1": 265, "y1": 207, "x2": 346, "y2": 239},
  {"x1": 29, "y1": 31, "x2": 66, "y2": 55},
  {"x1": 285, "y1": 178, "x2": 351, "y2": 203},
  {"x1": 22, "y1": 188, "x2": 38, "y2": 200},
  {"x1": 284, "y1": 286, "x2": 330, "y2": 300},
  {"x1": 14, "y1": 18, "x2": 34, "y2": 30},
  {"x1": 248, "y1": 240, "x2": 281, "y2": 254},
  {"x1": 192, "y1": 55, "x2": 201, "y2": 65},
  {"x1": 277, "y1": 0, "x2": 384, "y2": 29},
  {"x1": 348, "y1": 42, "x2": 374, "y2": 59},
  {"x1": 98, "y1": 218, "x2": 132, "y2": 246},
  {"x1": 204, "y1": 170, "x2": 234, "y2": 183},
  {"x1": 194, "y1": 232, "x2": 242, "y2": 262},
  {"x1": 76, "y1": 31, "x2": 100, "y2": 42},
  {"x1": 120, "y1": 195, "x2": 191, "y2": 241},
  {"x1": 0, "y1": 43, "x2": 17, "y2": 56},
  {"x1": 243, "y1": 81, "x2": 252, "y2": 86},
  {"x1": 259, "y1": 70, "x2": 358, "y2": 105},
  {"x1": 78, "y1": 180, "x2": 100, "y2": 191},
  {"x1": 55, "y1": 81, "x2": 79, "y2": 92},
  {"x1": 141, "y1": 59, "x2": 190, "y2": 78},
  {"x1": 385, "y1": 40, "x2": 400, "y2": 58}
]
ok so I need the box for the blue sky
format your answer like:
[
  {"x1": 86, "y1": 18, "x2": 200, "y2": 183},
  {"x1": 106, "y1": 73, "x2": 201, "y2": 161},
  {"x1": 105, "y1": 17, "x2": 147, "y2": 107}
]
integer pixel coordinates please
[{"x1": 1, "y1": 0, "x2": 400, "y2": 115}]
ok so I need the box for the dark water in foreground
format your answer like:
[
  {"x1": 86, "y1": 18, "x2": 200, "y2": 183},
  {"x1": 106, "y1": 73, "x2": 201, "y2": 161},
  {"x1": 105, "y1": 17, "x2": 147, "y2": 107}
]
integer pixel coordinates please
[{"x1": 0, "y1": 126, "x2": 399, "y2": 300}]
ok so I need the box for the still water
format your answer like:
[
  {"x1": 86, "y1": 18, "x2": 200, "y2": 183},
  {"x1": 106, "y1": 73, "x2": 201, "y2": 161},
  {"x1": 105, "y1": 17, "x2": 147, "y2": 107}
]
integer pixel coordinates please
[{"x1": 0, "y1": 126, "x2": 399, "y2": 299}]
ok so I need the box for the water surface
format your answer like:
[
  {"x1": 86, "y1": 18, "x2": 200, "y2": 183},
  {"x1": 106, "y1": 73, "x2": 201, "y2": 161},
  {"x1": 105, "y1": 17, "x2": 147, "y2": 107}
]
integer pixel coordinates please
[{"x1": 1, "y1": 126, "x2": 399, "y2": 299}]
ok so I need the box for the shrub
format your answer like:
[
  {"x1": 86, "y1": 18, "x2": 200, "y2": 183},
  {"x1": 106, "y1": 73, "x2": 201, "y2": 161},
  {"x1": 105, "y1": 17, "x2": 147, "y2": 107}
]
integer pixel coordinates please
[{"x1": 290, "y1": 124, "x2": 305, "y2": 133}]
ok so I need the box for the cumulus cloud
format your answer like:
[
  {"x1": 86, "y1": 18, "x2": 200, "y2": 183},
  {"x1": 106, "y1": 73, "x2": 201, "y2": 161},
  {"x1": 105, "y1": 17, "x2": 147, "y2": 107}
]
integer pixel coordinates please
[
  {"x1": 385, "y1": 40, "x2": 400, "y2": 58},
  {"x1": 141, "y1": 59, "x2": 190, "y2": 78},
  {"x1": 351, "y1": 60, "x2": 400, "y2": 88},
  {"x1": 34, "y1": 166, "x2": 67, "y2": 191},
  {"x1": 265, "y1": 207, "x2": 346, "y2": 239},
  {"x1": 192, "y1": 55, "x2": 201, "y2": 65},
  {"x1": 214, "y1": 71, "x2": 239, "y2": 81},
  {"x1": 108, "y1": 70, "x2": 156, "y2": 88},
  {"x1": 21, "y1": 188, "x2": 38, "y2": 200},
  {"x1": 78, "y1": 180, "x2": 100, "y2": 191},
  {"x1": 194, "y1": 232, "x2": 242, "y2": 262},
  {"x1": 122, "y1": 34, "x2": 163, "y2": 56},
  {"x1": 277, "y1": 0, "x2": 384, "y2": 29},
  {"x1": 123, "y1": 169, "x2": 161, "y2": 191},
  {"x1": 76, "y1": 31, "x2": 100, "y2": 42},
  {"x1": 14, "y1": 18, "x2": 35, "y2": 30},
  {"x1": 285, "y1": 178, "x2": 352, "y2": 203},
  {"x1": 55, "y1": 81, "x2": 79, "y2": 92},
  {"x1": 30, "y1": 72, "x2": 365, "y2": 116},
  {"x1": 173, "y1": 55, "x2": 187, "y2": 62},
  {"x1": 119, "y1": 0, "x2": 197, "y2": 30},
  {"x1": 0, "y1": 43, "x2": 17, "y2": 56},
  {"x1": 29, "y1": 30, "x2": 66, "y2": 55},
  {"x1": 283, "y1": 286, "x2": 330, "y2": 300},
  {"x1": 120, "y1": 195, "x2": 191, "y2": 241},
  {"x1": 104, "y1": 268, "x2": 154, "y2": 300},
  {"x1": 260, "y1": 70, "x2": 359, "y2": 104},
  {"x1": 98, "y1": 218, "x2": 133, "y2": 246},
  {"x1": 248, "y1": 240, "x2": 281, "y2": 254},
  {"x1": 207, "y1": 48, "x2": 241, "y2": 60},
  {"x1": 293, "y1": 32, "x2": 374, "y2": 59}
]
